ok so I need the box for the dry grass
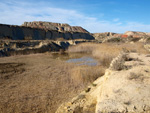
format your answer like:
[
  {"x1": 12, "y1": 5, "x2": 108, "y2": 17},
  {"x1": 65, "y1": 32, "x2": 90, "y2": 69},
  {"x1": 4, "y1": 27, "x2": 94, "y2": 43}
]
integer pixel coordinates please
[
  {"x1": 0, "y1": 53, "x2": 105, "y2": 113},
  {"x1": 128, "y1": 72, "x2": 144, "y2": 81},
  {"x1": 0, "y1": 42, "x2": 149, "y2": 113},
  {"x1": 70, "y1": 65, "x2": 105, "y2": 86},
  {"x1": 0, "y1": 54, "x2": 80, "y2": 113},
  {"x1": 68, "y1": 42, "x2": 149, "y2": 68}
]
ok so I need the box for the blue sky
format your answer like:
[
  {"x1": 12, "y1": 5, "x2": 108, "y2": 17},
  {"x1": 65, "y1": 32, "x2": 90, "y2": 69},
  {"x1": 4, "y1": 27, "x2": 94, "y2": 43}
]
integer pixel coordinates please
[{"x1": 0, "y1": 0, "x2": 150, "y2": 33}]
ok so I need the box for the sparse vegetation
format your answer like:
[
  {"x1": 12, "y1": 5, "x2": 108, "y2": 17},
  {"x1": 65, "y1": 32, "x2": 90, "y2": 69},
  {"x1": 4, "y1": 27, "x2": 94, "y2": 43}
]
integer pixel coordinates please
[
  {"x1": 124, "y1": 101, "x2": 131, "y2": 105},
  {"x1": 109, "y1": 53, "x2": 127, "y2": 71},
  {"x1": 92, "y1": 83, "x2": 97, "y2": 87},
  {"x1": 85, "y1": 87, "x2": 91, "y2": 93},
  {"x1": 128, "y1": 72, "x2": 144, "y2": 81},
  {"x1": 106, "y1": 37, "x2": 122, "y2": 42}
]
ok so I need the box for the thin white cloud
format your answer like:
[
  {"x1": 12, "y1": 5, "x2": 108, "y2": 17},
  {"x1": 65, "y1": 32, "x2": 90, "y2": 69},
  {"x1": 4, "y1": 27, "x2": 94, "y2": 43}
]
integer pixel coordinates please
[
  {"x1": 0, "y1": 0, "x2": 96, "y2": 26},
  {"x1": 113, "y1": 18, "x2": 120, "y2": 22},
  {"x1": 0, "y1": 0, "x2": 150, "y2": 33}
]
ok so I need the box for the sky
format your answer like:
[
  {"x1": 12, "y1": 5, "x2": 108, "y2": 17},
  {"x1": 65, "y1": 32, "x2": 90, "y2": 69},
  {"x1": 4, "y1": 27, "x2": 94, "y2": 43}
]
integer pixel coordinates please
[{"x1": 0, "y1": 0, "x2": 150, "y2": 33}]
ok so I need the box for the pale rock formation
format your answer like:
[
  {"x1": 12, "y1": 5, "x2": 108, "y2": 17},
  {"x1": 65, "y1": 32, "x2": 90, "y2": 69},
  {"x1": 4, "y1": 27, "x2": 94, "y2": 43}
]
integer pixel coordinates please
[
  {"x1": 124, "y1": 31, "x2": 147, "y2": 37},
  {"x1": 22, "y1": 21, "x2": 89, "y2": 33}
]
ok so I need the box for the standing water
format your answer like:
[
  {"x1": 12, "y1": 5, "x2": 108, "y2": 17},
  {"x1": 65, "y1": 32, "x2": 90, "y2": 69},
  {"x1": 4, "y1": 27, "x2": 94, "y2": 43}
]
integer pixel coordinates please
[
  {"x1": 66, "y1": 56, "x2": 98, "y2": 66},
  {"x1": 51, "y1": 52, "x2": 98, "y2": 66}
]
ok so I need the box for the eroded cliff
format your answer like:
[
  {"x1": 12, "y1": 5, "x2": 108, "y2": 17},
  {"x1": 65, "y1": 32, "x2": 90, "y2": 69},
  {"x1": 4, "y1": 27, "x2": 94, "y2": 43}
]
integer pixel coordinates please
[
  {"x1": 0, "y1": 22, "x2": 94, "y2": 40},
  {"x1": 0, "y1": 22, "x2": 95, "y2": 56},
  {"x1": 22, "y1": 21, "x2": 89, "y2": 33}
]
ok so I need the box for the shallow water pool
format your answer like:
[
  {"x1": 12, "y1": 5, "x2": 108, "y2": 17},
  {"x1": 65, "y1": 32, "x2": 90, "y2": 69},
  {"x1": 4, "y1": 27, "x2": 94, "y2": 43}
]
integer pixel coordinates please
[
  {"x1": 51, "y1": 52, "x2": 98, "y2": 66},
  {"x1": 66, "y1": 56, "x2": 98, "y2": 66}
]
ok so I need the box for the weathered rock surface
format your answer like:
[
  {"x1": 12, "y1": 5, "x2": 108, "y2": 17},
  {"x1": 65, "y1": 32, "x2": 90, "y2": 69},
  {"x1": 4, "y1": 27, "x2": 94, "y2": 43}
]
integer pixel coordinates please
[
  {"x1": 92, "y1": 32, "x2": 117, "y2": 42},
  {"x1": 22, "y1": 21, "x2": 89, "y2": 33},
  {"x1": 124, "y1": 31, "x2": 147, "y2": 37},
  {"x1": 0, "y1": 40, "x2": 60, "y2": 56},
  {"x1": 124, "y1": 31, "x2": 150, "y2": 39},
  {"x1": 0, "y1": 23, "x2": 94, "y2": 40},
  {"x1": 0, "y1": 39, "x2": 91, "y2": 57},
  {"x1": 0, "y1": 21, "x2": 96, "y2": 56},
  {"x1": 56, "y1": 52, "x2": 150, "y2": 113},
  {"x1": 92, "y1": 31, "x2": 150, "y2": 43}
]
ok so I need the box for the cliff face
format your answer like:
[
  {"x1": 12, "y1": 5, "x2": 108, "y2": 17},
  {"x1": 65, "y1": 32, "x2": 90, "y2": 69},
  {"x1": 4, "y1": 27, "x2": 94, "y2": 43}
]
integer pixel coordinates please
[
  {"x1": 0, "y1": 39, "x2": 90, "y2": 57},
  {"x1": 22, "y1": 21, "x2": 89, "y2": 33},
  {"x1": 0, "y1": 23, "x2": 94, "y2": 40},
  {"x1": 0, "y1": 21, "x2": 95, "y2": 56}
]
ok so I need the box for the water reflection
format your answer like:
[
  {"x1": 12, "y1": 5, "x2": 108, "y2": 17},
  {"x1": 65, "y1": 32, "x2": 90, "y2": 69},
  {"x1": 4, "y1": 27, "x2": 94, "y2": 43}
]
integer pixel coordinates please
[
  {"x1": 51, "y1": 52, "x2": 98, "y2": 66},
  {"x1": 66, "y1": 57, "x2": 98, "y2": 66}
]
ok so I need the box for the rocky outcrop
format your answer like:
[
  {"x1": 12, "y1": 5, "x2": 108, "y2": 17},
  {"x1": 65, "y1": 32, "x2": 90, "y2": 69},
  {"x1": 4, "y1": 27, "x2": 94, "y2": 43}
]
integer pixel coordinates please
[
  {"x1": 0, "y1": 40, "x2": 61, "y2": 57},
  {"x1": 124, "y1": 31, "x2": 148, "y2": 38},
  {"x1": 124, "y1": 31, "x2": 146, "y2": 36},
  {"x1": 92, "y1": 32, "x2": 117, "y2": 41},
  {"x1": 56, "y1": 52, "x2": 150, "y2": 113},
  {"x1": 22, "y1": 21, "x2": 89, "y2": 33},
  {"x1": 0, "y1": 39, "x2": 92, "y2": 57},
  {"x1": 0, "y1": 23, "x2": 94, "y2": 40},
  {"x1": 92, "y1": 31, "x2": 150, "y2": 43},
  {"x1": 0, "y1": 22, "x2": 95, "y2": 56}
]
